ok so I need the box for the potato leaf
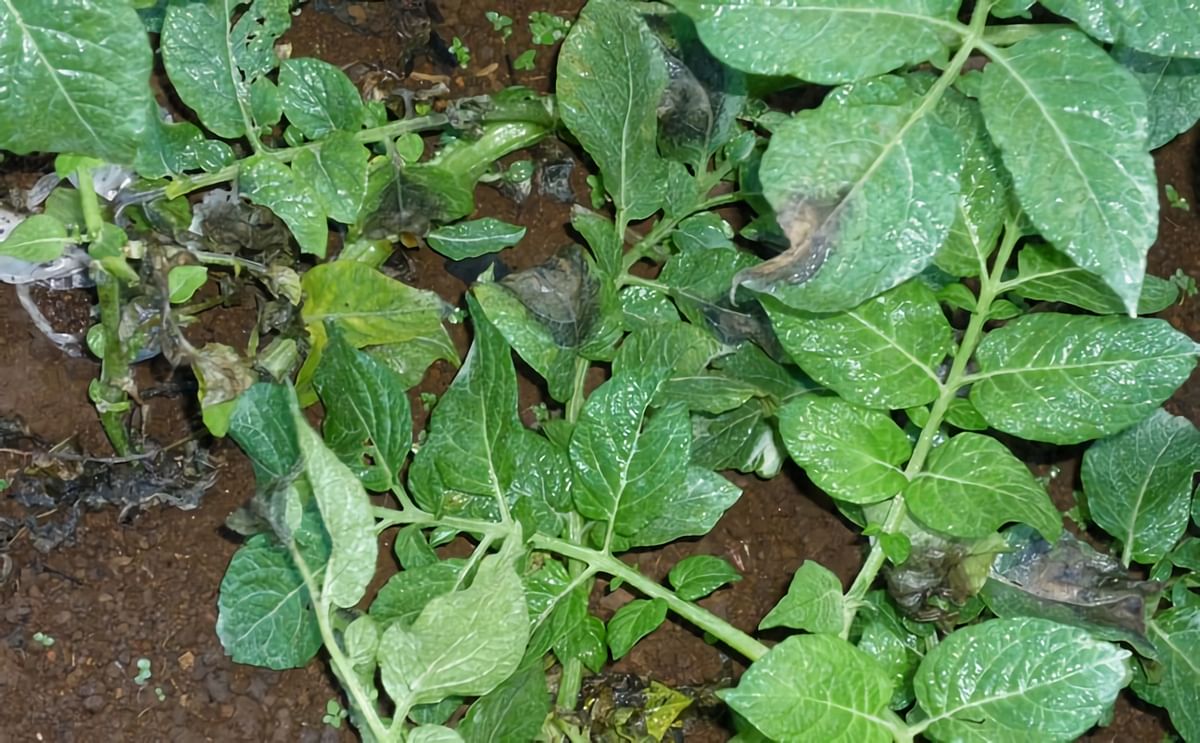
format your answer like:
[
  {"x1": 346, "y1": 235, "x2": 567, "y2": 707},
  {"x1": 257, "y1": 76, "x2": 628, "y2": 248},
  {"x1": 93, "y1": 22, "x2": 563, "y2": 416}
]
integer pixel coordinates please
[
  {"x1": 720, "y1": 634, "x2": 896, "y2": 743},
  {"x1": 912, "y1": 618, "x2": 1131, "y2": 742},
  {"x1": 669, "y1": 555, "x2": 742, "y2": 602},
  {"x1": 289, "y1": 131, "x2": 369, "y2": 224},
  {"x1": 1040, "y1": 0, "x2": 1200, "y2": 58},
  {"x1": 370, "y1": 561, "x2": 464, "y2": 629},
  {"x1": 778, "y1": 396, "x2": 911, "y2": 505},
  {"x1": 0, "y1": 0, "x2": 153, "y2": 163},
  {"x1": 759, "y1": 561, "x2": 845, "y2": 635},
  {"x1": 0, "y1": 215, "x2": 70, "y2": 263},
  {"x1": 608, "y1": 599, "x2": 669, "y2": 660},
  {"x1": 906, "y1": 433, "x2": 1062, "y2": 541},
  {"x1": 969, "y1": 314, "x2": 1198, "y2": 444},
  {"x1": 1113, "y1": 47, "x2": 1200, "y2": 149},
  {"x1": 557, "y1": 0, "x2": 668, "y2": 220},
  {"x1": 853, "y1": 591, "x2": 923, "y2": 711},
  {"x1": 617, "y1": 466, "x2": 741, "y2": 549},
  {"x1": 979, "y1": 30, "x2": 1158, "y2": 314},
  {"x1": 738, "y1": 76, "x2": 963, "y2": 312},
  {"x1": 134, "y1": 116, "x2": 236, "y2": 178},
  {"x1": 691, "y1": 402, "x2": 784, "y2": 479},
  {"x1": 1009, "y1": 243, "x2": 1179, "y2": 315},
  {"x1": 1082, "y1": 409, "x2": 1200, "y2": 565},
  {"x1": 458, "y1": 663, "x2": 550, "y2": 743},
  {"x1": 278, "y1": 57, "x2": 363, "y2": 140},
  {"x1": 766, "y1": 280, "x2": 953, "y2": 410},
  {"x1": 672, "y1": 0, "x2": 959, "y2": 84},
  {"x1": 427, "y1": 218, "x2": 526, "y2": 260},
  {"x1": 379, "y1": 550, "x2": 529, "y2": 707},
  {"x1": 1145, "y1": 606, "x2": 1200, "y2": 741},
  {"x1": 238, "y1": 155, "x2": 327, "y2": 257},
  {"x1": 314, "y1": 327, "x2": 413, "y2": 493}
]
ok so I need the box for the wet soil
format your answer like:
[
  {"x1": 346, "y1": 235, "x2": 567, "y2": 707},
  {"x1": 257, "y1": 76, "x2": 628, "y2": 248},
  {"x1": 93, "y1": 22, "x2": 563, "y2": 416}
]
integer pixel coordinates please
[{"x1": 1, "y1": 3, "x2": 1198, "y2": 741}]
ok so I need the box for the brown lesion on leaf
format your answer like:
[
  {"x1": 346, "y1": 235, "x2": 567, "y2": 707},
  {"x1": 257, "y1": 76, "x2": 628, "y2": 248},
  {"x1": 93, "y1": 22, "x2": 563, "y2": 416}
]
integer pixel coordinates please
[{"x1": 733, "y1": 194, "x2": 843, "y2": 294}]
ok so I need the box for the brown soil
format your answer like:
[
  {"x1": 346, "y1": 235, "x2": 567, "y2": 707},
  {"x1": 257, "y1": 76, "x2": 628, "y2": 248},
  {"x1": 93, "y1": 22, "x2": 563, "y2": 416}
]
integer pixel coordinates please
[{"x1": 1, "y1": 3, "x2": 1197, "y2": 742}]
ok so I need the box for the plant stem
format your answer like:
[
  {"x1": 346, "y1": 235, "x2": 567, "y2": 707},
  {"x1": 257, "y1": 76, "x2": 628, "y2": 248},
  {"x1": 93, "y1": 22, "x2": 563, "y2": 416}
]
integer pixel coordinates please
[
  {"x1": 840, "y1": 213, "x2": 1023, "y2": 634},
  {"x1": 531, "y1": 534, "x2": 769, "y2": 663},
  {"x1": 619, "y1": 191, "x2": 744, "y2": 275},
  {"x1": 556, "y1": 356, "x2": 591, "y2": 710},
  {"x1": 75, "y1": 167, "x2": 104, "y2": 240},
  {"x1": 288, "y1": 543, "x2": 393, "y2": 742}
]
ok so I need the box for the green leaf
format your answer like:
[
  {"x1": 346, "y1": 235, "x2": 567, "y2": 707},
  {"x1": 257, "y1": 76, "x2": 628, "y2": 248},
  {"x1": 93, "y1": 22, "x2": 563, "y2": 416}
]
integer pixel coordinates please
[
  {"x1": 379, "y1": 550, "x2": 529, "y2": 707},
  {"x1": 571, "y1": 375, "x2": 690, "y2": 541},
  {"x1": 607, "y1": 598, "x2": 668, "y2": 660},
  {"x1": 250, "y1": 76, "x2": 282, "y2": 129},
  {"x1": 458, "y1": 663, "x2": 550, "y2": 743},
  {"x1": 472, "y1": 281, "x2": 576, "y2": 404},
  {"x1": 759, "y1": 561, "x2": 845, "y2": 635},
  {"x1": 314, "y1": 326, "x2": 413, "y2": 493},
  {"x1": 239, "y1": 155, "x2": 327, "y2": 257},
  {"x1": 299, "y1": 261, "x2": 452, "y2": 400},
  {"x1": 134, "y1": 116, "x2": 235, "y2": 178},
  {"x1": 557, "y1": 0, "x2": 668, "y2": 220},
  {"x1": 571, "y1": 207, "x2": 622, "y2": 279},
  {"x1": 853, "y1": 591, "x2": 923, "y2": 711},
  {"x1": 0, "y1": 215, "x2": 70, "y2": 263},
  {"x1": 913, "y1": 617, "x2": 1131, "y2": 742},
  {"x1": 620, "y1": 286, "x2": 678, "y2": 330},
  {"x1": 408, "y1": 726, "x2": 463, "y2": 743},
  {"x1": 669, "y1": 555, "x2": 742, "y2": 602},
  {"x1": 620, "y1": 466, "x2": 741, "y2": 549},
  {"x1": 370, "y1": 561, "x2": 464, "y2": 628},
  {"x1": 1113, "y1": 47, "x2": 1200, "y2": 149},
  {"x1": 979, "y1": 30, "x2": 1157, "y2": 314},
  {"x1": 167, "y1": 265, "x2": 208, "y2": 304},
  {"x1": 672, "y1": 0, "x2": 959, "y2": 84},
  {"x1": 738, "y1": 76, "x2": 963, "y2": 312},
  {"x1": 393, "y1": 525, "x2": 438, "y2": 570},
  {"x1": 1082, "y1": 409, "x2": 1200, "y2": 565},
  {"x1": 292, "y1": 404, "x2": 377, "y2": 609},
  {"x1": 1009, "y1": 243, "x2": 1179, "y2": 315},
  {"x1": 278, "y1": 57, "x2": 363, "y2": 139},
  {"x1": 161, "y1": 0, "x2": 289, "y2": 140},
  {"x1": 408, "y1": 298, "x2": 520, "y2": 519},
  {"x1": 427, "y1": 218, "x2": 526, "y2": 260},
  {"x1": 905, "y1": 433, "x2": 1062, "y2": 541},
  {"x1": 367, "y1": 334, "x2": 459, "y2": 391},
  {"x1": 1040, "y1": 0, "x2": 1200, "y2": 58},
  {"x1": 968, "y1": 314, "x2": 1198, "y2": 444},
  {"x1": 933, "y1": 97, "x2": 1008, "y2": 278},
  {"x1": 228, "y1": 383, "x2": 301, "y2": 491},
  {"x1": 289, "y1": 131, "x2": 369, "y2": 224},
  {"x1": 766, "y1": 280, "x2": 953, "y2": 410},
  {"x1": 0, "y1": 0, "x2": 152, "y2": 163},
  {"x1": 1146, "y1": 606, "x2": 1200, "y2": 741},
  {"x1": 691, "y1": 402, "x2": 784, "y2": 479},
  {"x1": 720, "y1": 634, "x2": 895, "y2": 743},
  {"x1": 779, "y1": 396, "x2": 911, "y2": 505}
]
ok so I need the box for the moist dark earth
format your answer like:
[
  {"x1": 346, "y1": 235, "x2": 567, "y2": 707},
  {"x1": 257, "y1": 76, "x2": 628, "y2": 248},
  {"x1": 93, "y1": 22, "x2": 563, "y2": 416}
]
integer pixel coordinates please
[{"x1": 1, "y1": 2, "x2": 1198, "y2": 741}]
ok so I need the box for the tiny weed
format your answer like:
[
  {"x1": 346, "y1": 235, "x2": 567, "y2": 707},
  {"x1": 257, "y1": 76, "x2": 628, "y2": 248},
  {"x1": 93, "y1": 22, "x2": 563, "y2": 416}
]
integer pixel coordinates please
[
  {"x1": 449, "y1": 37, "x2": 470, "y2": 68},
  {"x1": 513, "y1": 48, "x2": 536, "y2": 71},
  {"x1": 529, "y1": 11, "x2": 571, "y2": 44},
  {"x1": 154, "y1": 686, "x2": 166, "y2": 702},
  {"x1": 1165, "y1": 184, "x2": 1190, "y2": 211},
  {"x1": 32, "y1": 632, "x2": 54, "y2": 648},
  {"x1": 133, "y1": 657, "x2": 152, "y2": 686},
  {"x1": 322, "y1": 698, "x2": 348, "y2": 729},
  {"x1": 485, "y1": 11, "x2": 513, "y2": 39},
  {"x1": 1170, "y1": 268, "x2": 1198, "y2": 300}
]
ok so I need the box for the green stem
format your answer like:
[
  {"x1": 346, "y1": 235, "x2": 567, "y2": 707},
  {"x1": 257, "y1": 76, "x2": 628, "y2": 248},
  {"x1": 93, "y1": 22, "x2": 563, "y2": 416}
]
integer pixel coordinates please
[
  {"x1": 75, "y1": 167, "x2": 104, "y2": 239},
  {"x1": 840, "y1": 212, "x2": 1023, "y2": 634},
  {"x1": 556, "y1": 355, "x2": 591, "y2": 710},
  {"x1": 619, "y1": 191, "x2": 744, "y2": 275},
  {"x1": 288, "y1": 543, "x2": 394, "y2": 742},
  {"x1": 532, "y1": 534, "x2": 769, "y2": 663}
]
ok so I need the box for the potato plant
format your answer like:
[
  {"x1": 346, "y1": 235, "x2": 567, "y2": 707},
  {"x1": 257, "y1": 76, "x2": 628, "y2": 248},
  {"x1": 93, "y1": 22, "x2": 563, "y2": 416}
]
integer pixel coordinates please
[{"x1": 1, "y1": 0, "x2": 1199, "y2": 741}]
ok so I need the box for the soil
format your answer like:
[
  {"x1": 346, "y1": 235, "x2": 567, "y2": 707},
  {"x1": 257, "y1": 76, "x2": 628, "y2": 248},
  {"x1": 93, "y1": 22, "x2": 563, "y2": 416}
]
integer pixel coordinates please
[{"x1": 1, "y1": 3, "x2": 1197, "y2": 742}]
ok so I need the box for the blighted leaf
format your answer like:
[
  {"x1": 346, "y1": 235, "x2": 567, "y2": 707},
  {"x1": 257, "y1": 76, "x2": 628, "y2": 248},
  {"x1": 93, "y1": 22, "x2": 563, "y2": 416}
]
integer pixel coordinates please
[
  {"x1": 0, "y1": 0, "x2": 153, "y2": 163},
  {"x1": 499, "y1": 244, "x2": 616, "y2": 352},
  {"x1": 289, "y1": 131, "x2": 369, "y2": 224},
  {"x1": 427, "y1": 218, "x2": 526, "y2": 260},
  {"x1": 673, "y1": 0, "x2": 959, "y2": 85},
  {"x1": 161, "y1": 0, "x2": 289, "y2": 140},
  {"x1": 884, "y1": 523, "x2": 1006, "y2": 620},
  {"x1": 379, "y1": 550, "x2": 529, "y2": 707},
  {"x1": 1040, "y1": 0, "x2": 1200, "y2": 58},
  {"x1": 779, "y1": 396, "x2": 911, "y2": 505},
  {"x1": 979, "y1": 30, "x2": 1157, "y2": 314},
  {"x1": 1113, "y1": 47, "x2": 1200, "y2": 149},
  {"x1": 738, "y1": 76, "x2": 963, "y2": 312},
  {"x1": 660, "y1": 245, "x2": 777, "y2": 348},
  {"x1": 607, "y1": 599, "x2": 668, "y2": 660},
  {"x1": 912, "y1": 617, "x2": 1131, "y2": 743},
  {"x1": 759, "y1": 561, "x2": 845, "y2": 634},
  {"x1": 0, "y1": 215, "x2": 70, "y2": 263},
  {"x1": 315, "y1": 326, "x2": 413, "y2": 493},
  {"x1": 1009, "y1": 243, "x2": 1179, "y2": 315},
  {"x1": 239, "y1": 155, "x2": 327, "y2": 257},
  {"x1": 557, "y1": 0, "x2": 668, "y2": 220},
  {"x1": 191, "y1": 342, "x2": 256, "y2": 437},
  {"x1": 719, "y1": 634, "x2": 895, "y2": 743},
  {"x1": 1145, "y1": 606, "x2": 1200, "y2": 741},
  {"x1": 981, "y1": 525, "x2": 1162, "y2": 656},
  {"x1": 766, "y1": 280, "x2": 953, "y2": 410},
  {"x1": 906, "y1": 433, "x2": 1062, "y2": 541},
  {"x1": 1082, "y1": 409, "x2": 1200, "y2": 565},
  {"x1": 279, "y1": 57, "x2": 363, "y2": 139},
  {"x1": 472, "y1": 281, "x2": 576, "y2": 403},
  {"x1": 969, "y1": 314, "x2": 1198, "y2": 444},
  {"x1": 669, "y1": 555, "x2": 742, "y2": 602}
]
